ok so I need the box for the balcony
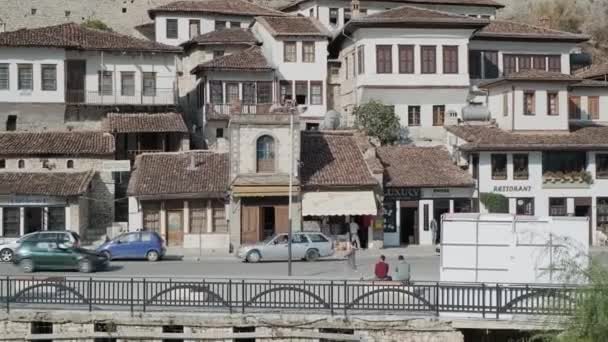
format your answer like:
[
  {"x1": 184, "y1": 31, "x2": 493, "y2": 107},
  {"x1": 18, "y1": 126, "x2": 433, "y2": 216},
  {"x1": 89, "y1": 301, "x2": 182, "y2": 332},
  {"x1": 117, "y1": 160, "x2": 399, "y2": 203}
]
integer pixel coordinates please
[
  {"x1": 66, "y1": 89, "x2": 176, "y2": 105},
  {"x1": 205, "y1": 103, "x2": 279, "y2": 117}
]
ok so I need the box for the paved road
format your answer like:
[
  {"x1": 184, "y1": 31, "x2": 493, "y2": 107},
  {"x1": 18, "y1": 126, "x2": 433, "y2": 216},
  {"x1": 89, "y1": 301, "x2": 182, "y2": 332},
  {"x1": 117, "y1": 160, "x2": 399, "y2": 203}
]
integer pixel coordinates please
[{"x1": 0, "y1": 248, "x2": 440, "y2": 280}]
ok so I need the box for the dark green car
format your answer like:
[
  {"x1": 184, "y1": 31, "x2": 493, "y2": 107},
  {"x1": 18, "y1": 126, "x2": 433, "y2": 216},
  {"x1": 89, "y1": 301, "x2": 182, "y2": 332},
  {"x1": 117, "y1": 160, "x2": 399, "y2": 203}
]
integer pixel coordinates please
[{"x1": 13, "y1": 240, "x2": 109, "y2": 273}]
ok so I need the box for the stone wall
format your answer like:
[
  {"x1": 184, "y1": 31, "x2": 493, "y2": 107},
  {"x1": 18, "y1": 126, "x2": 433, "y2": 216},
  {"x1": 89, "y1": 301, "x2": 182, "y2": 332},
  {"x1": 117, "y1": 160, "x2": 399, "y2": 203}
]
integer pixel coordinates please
[{"x1": 0, "y1": 310, "x2": 465, "y2": 342}]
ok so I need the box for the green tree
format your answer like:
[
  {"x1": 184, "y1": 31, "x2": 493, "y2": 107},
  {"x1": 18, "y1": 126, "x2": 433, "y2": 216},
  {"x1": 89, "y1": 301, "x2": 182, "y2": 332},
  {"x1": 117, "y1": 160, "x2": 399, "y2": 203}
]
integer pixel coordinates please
[
  {"x1": 81, "y1": 19, "x2": 112, "y2": 32},
  {"x1": 353, "y1": 100, "x2": 400, "y2": 145}
]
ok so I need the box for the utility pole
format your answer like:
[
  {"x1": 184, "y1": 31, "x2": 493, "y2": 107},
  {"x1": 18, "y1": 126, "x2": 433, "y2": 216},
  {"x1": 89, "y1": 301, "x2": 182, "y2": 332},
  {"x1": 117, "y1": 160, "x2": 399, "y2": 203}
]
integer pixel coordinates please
[{"x1": 288, "y1": 101, "x2": 295, "y2": 276}]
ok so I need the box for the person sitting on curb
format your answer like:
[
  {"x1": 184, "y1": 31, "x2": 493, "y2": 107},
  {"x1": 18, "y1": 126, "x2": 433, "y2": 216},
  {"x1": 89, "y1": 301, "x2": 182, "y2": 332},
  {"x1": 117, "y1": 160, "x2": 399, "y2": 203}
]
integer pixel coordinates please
[
  {"x1": 392, "y1": 255, "x2": 411, "y2": 283},
  {"x1": 374, "y1": 255, "x2": 391, "y2": 281}
]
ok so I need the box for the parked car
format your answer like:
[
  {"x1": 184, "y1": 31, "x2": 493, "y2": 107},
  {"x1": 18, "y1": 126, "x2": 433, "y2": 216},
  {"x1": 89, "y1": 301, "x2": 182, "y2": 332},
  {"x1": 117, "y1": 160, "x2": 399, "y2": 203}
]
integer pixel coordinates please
[
  {"x1": 0, "y1": 231, "x2": 80, "y2": 262},
  {"x1": 13, "y1": 240, "x2": 108, "y2": 273},
  {"x1": 96, "y1": 231, "x2": 165, "y2": 262},
  {"x1": 237, "y1": 232, "x2": 334, "y2": 263}
]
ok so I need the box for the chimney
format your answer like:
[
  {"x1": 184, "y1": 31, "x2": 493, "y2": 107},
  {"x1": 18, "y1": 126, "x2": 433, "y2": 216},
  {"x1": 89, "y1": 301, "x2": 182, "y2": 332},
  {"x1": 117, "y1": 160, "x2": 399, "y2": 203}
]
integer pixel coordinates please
[
  {"x1": 351, "y1": 0, "x2": 360, "y2": 18},
  {"x1": 538, "y1": 16, "x2": 550, "y2": 29}
]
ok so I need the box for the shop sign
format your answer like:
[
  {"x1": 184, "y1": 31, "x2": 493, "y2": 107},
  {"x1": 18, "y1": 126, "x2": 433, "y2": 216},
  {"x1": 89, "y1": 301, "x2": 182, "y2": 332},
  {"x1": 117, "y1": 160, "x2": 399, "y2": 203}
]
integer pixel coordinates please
[
  {"x1": 382, "y1": 201, "x2": 397, "y2": 233},
  {"x1": 433, "y1": 188, "x2": 450, "y2": 194},
  {"x1": 3, "y1": 196, "x2": 65, "y2": 206},
  {"x1": 384, "y1": 187, "x2": 420, "y2": 200},
  {"x1": 493, "y1": 185, "x2": 532, "y2": 192}
]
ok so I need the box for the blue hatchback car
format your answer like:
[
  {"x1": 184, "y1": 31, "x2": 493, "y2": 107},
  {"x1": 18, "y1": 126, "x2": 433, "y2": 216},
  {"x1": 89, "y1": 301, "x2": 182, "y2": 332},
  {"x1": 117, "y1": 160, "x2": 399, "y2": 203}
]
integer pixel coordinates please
[{"x1": 97, "y1": 231, "x2": 165, "y2": 262}]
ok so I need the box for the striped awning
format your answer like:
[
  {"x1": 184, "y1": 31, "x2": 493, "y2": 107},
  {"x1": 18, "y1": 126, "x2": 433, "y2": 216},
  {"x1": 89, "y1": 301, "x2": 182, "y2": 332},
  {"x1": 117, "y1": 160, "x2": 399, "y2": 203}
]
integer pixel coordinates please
[{"x1": 302, "y1": 191, "x2": 377, "y2": 216}]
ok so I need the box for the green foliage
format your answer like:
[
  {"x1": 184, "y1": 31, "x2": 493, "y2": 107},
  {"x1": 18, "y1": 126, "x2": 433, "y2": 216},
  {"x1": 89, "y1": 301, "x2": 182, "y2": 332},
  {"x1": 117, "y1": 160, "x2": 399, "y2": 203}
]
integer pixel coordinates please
[
  {"x1": 479, "y1": 192, "x2": 509, "y2": 213},
  {"x1": 353, "y1": 100, "x2": 400, "y2": 145},
  {"x1": 81, "y1": 19, "x2": 112, "y2": 32}
]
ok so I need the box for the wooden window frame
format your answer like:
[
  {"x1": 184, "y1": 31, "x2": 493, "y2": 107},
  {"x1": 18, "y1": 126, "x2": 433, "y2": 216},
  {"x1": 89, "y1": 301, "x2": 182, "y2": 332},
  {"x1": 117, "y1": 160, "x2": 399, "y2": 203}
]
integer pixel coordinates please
[
  {"x1": 18, "y1": 64, "x2": 33, "y2": 90},
  {"x1": 548, "y1": 55, "x2": 561, "y2": 72},
  {"x1": 310, "y1": 81, "x2": 323, "y2": 105},
  {"x1": 283, "y1": 42, "x2": 297, "y2": 63},
  {"x1": 302, "y1": 42, "x2": 315, "y2": 63},
  {"x1": 513, "y1": 153, "x2": 529, "y2": 180},
  {"x1": 442, "y1": 45, "x2": 458, "y2": 74},
  {"x1": 408, "y1": 105, "x2": 421, "y2": 126},
  {"x1": 357, "y1": 45, "x2": 365, "y2": 75},
  {"x1": 256, "y1": 81, "x2": 272, "y2": 104},
  {"x1": 432, "y1": 105, "x2": 445, "y2": 126},
  {"x1": 569, "y1": 95, "x2": 582, "y2": 119},
  {"x1": 588, "y1": 96, "x2": 600, "y2": 120},
  {"x1": 398, "y1": 45, "x2": 414, "y2": 74},
  {"x1": 0, "y1": 64, "x2": 8, "y2": 90},
  {"x1": 503, "y1": 54, "x2": 517, "y2": 75},
  {"x1": 120, "y1": 71, "x2": 135, "y2": 97},
  {"x1": 596, "y1": 154, "x2": 608, "y2": 179},
  {"x1": 143, "y1": 72, "x2": 156, "y2": 97},
  {"x1": 547, "y1": 92, "x2": 559, "y2": 116},
  {"x1": 376, "y1": 45, "x2": 392, "y2": 74},
  {"x1": 491, "y1": 154, "x2": 507, "y2": 180},
  {"x1": 256, "y1": 135, "x2": 275, "y2": 173},
  {"x1": 166, "y1": 19, "x2": 178, "y2": 39},
  {"x1": 421, "y1": 45, "x2": 436, "y2": 74},
  {"x1": 523, "y1": 90, "x2": 535, "y2": 115},
  {"x1": 41, "y1": 64, "x2": 57, "y2": 91}
]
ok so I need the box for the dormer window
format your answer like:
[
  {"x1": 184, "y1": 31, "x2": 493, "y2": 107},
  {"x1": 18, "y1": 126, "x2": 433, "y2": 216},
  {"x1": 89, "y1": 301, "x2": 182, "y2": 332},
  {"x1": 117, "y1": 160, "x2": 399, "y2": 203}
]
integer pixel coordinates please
[
  {"x1": 18, "y1": 160, "x2": 25, "y2": 169},
  {"x1": 256, "y1": 135, "x2": 275, "y2": 173},
  {"x1": 67, "y1": 160, "x2": 74, "y2": 169}
]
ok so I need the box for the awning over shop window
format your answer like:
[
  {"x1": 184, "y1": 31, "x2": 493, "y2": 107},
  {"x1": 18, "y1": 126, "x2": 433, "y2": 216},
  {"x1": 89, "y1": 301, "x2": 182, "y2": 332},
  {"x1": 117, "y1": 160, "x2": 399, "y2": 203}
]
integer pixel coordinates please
[{"x1": 302, "y1": 191, "x2": 377, "y2": 217}]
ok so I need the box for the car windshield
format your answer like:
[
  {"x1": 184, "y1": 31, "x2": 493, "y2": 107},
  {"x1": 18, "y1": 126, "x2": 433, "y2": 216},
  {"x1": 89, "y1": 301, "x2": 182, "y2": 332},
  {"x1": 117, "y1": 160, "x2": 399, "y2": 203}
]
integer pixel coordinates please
[
  {"x1": 261, "y1": 235, "x2": 276, "y2": 244},
  {"x1": 17, "y1": 233, "x2": 36, "y2": 243},
  {"x1": 115, "y1": 233, "x2": 138, "y2": 243}
]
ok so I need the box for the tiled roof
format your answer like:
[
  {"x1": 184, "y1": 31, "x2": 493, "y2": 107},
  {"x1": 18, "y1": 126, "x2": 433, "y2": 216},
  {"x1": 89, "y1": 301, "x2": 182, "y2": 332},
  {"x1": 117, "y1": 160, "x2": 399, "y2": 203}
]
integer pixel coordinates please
[
  {"x1": 183, "y1": 28, "x2": 258, "y2": 48},
  {"x1": 281, "y1": 0, "x2": 504, "y2": 11},
  {"x1": 191, "y1": 46, "x2": 273, "y2": 73},
  {"x1": 255, "y1": 16, "x2": 330, "y2": 37},
  {"x1": 344, "y1": 5, "x2": 488, "y2": 30},
  {"x1": 128, "y1": 151, "x2": 229, "y2": 197},
  {"x1": 300, "y1": 132, "x2": 378, "y2": 188},
  {"x1": 377, "y1": 146, "x2": 474, "y2": 188},
  {"x1": 446, "y1": 124, "x2": 608, "y2": 151},
  {"x1": 104, "y1": 113, "x2": 188, "y2": 133},
  {"x1": 149, "y1": 0, "x2": 285, "y2": 18},
  {"x1": 474, "y1": 20, "x2": 589, "y2": 42},
  {"x1": 479, "y1": 70, "x2": 581, "y2": 88},
  {"x1": 0, "y1": 131, "x2": 114, "y2": 156},
  {"x1": 0, "y1": 23, "x2": 180, "y2": 52},
  {"x1": 575, "y1": 63, "x2": 608, "y2": 80},
  {"x1": 0, "y1": 171, "x2": 95, "y2": 196},
  {"x1": 569, "y1": 80, "x2": 608, "y2": 88}
]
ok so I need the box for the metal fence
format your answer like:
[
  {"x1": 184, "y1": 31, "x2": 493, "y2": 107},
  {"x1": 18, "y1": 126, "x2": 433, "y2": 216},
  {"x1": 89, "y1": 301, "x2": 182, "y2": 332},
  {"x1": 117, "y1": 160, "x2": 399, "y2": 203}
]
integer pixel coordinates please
[{"x1": 0, "y1": 277, "x2": 584, "y2": 318}]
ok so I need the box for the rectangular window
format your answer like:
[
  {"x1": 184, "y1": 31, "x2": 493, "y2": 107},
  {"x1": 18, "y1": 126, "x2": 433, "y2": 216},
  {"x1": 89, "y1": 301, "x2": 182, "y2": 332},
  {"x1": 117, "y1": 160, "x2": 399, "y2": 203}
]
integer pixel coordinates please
[
  {"x1": 503, "y1": 92, "x2": 509, "y2": 116},
  {"x1": 357, "y1": 45, "x2": 365, "y2": 75},
  {"x1": 309, "y1": 8, "x2": 314, "y2": 16},
  {"x1": 597, "y1": 154, "x2": 608, "y2": 179},
  {"x1": 0, "y1": 64, "x2": 8, "y2": 90},
  {"x1": 295, "y1": 81, "x2": 308, "y2": 105},
  {"x1": 189, "y1": 201, "x2": 206, "y2": 234},
  {"x1": 491, "y1": 154, "x2": 507, "y2": 180},
  {"x1": 242, "y1": 82, "x2": 256, "y2": 104},
  {"x1": 421, "y1": 46, "x2": 436, "y2": 74},
  {"x1": 212, "y1": 201, "x2": 228, "y2": 233},
  {"x1": 284, "y1": 42, "x2": 297, "y2": 62},
  {"x1": 344, "y1": 56, "x2": 349, "y2": 80},
  {"x1": 280, "y1": 80, "x2": 292, "y2": 103},
  {"x1": 166, "y1": 19, "x2": 178, "y2": 39},
  {"x1": 442, "y1": 46, "x2": 458, "y2": 74},
  {"x1": 142, "y1": 72, "x2": 156, "y2": 97},
  {"x1": 189, "y1": 19, "x2": 200, "y2": 39},
  {"x1": 6, "y1": 115, "x2": 16, "y2": 131},
  {"x1": 483, "y1": 51, "x2": 499, "y2": 78},
  {"x1": 210, "y1": 81, "x2": 223, "y2": 104},
  {"x1": 18, "y1": 64, "x2": 33, "y2": 90},
  {"x1": 48, "y1": 207, "x2": 65, "y2": 231},
  {"x1": 513, "y1": 154, "x2": 529, "y2": 180},
  {"x1": 398, "y1": 45, "x2": 414, "y2": 74},
  {"x1": 423, "y1": 204, "x2": 429, "y2": 231},
  {"x1": 598, "y1": 198, "x2": 608, "y2": 234},
  {"x1": 216, "y1": 128, "x2": 224, "y2": 138},
  {"x1": 408, "y1": 105, "x2": 420, "y2": 126},
  {"x1": 257, "y1": 81, "x2": 272, "y2": 103},
  {"x1": 532, "y1": 55, "x2": 546, "y2": 70},
  {"x1": 142, "y1": 203, "x2": 160, "y2": 234},
  {"x1": 310, "y1": 81, "x2": 322, "y2": 105},
  {"x1": 432, "y1": 105, "x2": 445, "y2": 126},
  {"x1": 469, "y1": 50, "x2": 482, "y2": 79},
  {"x1": 524, "y1": 91, "x2": 535, "y2": 115},
  {"x1": 41, "y1": 64, "x2": 57, "y2": 91},
  {"x1": 215, "y1": 20, "x2": 226, "y2": 30},
  {"x1": 97, "y1": 70, "x2": 113, "y2": 95},
  {"x1": 548, "y1": 92, "x2": 559, "y2": 116},
  {"x1": 549, "y1": 198, "x2": 567, "y2": 216},
  {"x1": 376, "y1": 45, "x2": 392, "y2": 74},
  {"x1": 503, "y1": 54, "x2": 517, "y2": 75},
  {"x1": 302, "y1": 42, "x2": 315, "y2": 63},
  {"x1": 225, "y1": 82, "x2": 239, "y2": 104},
  {"x1": 3, "y1": 208, "x2": 19, "y2": 237},
  {"x1": 516, "y1": 198, "x2": 535, "y2": 216},
  {"x1": 120, "y1": 71, "x2": 135, "y2": 96},
  {"x1": 518, "y1": 55, "x2": 531, "y2": 70},
  {"x1": 230, "y1": 21, "x2": 241, "y2": 28},
  {"x1": 329, "y1": 8, "x2": 338, "y2": 26},
  {"x1": 569, "y1": 95, "x2": 581, "y2": 119},
  {"x1": 548, "y1": 55, "x2": 561, "y2": 72},
  {"x1": 589, "y1": 96, "x2": 600, "y2": 120}
]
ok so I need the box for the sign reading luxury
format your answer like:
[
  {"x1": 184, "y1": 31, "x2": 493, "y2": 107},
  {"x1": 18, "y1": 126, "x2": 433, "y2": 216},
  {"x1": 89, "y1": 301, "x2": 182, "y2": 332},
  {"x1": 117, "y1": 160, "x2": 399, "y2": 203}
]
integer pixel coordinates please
[{"x1": 384, "y1": 187, "x2": 421, "y2": 200}]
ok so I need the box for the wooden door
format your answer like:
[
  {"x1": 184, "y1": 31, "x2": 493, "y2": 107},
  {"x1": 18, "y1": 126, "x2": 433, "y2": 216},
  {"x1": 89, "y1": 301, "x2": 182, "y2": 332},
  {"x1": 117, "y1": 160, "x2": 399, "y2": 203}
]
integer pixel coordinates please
[
  {"x1": 166, "y1": 210, "x2": 184, "y2": 247},
  {"x1": 241, "y1": 205, "x2": 260, "y2": 244},
  {"x1": 65, "y1": 60, "x2": 86, "y2": 103},
  {"x1": 275, "y1": 205, "x2": 289, "y2": 235}
]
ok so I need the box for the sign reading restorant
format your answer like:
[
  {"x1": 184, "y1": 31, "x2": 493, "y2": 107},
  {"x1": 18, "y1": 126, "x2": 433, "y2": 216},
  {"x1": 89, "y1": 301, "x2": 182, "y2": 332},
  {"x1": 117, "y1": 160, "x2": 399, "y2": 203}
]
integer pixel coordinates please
[{"x1": 493, "y1": 185, "x2": 532, "y2": 192}]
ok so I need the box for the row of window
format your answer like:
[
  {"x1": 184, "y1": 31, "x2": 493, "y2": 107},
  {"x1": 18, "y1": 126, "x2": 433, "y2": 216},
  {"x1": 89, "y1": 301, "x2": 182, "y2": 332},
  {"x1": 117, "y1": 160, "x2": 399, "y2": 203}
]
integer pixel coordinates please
[
  {"x1": 569, "y1": 95, "x2": 600, "y2": 120},
  {"x1": 398, "y1": 105, "x2": 446, "y2": 126},
  {"x1": 502, "y1": 91, "x2": 600, "y2": 118},
  {"x1": 2, "y1": 207, "x2": 66, "y2": 237},
  {"x1": 490, "y1": 153, "x2": 608, "y2": 180},
  {"x1": 470, "y1": 51, "x2": 562, "y2": 79},
  {"x1": 0, "y1": 159, "x2": 75, "y2": 169},
  {"x1": 279, "y1": 80, "x2": 323, "y2": 105},
  {"x1": 97, "y1": 71, "x2": 157, "y2": 96},
  {"x1": 0, "y1": 64, "x2": 56, "y2": 91},
  {"x1": 487, "y1": 197, "x2": 608, "y2": 222},
  {"x1": 284, "y1": 41, "x2": 316, "y2": 63},
  {"x1": 166, "y1": 18, "x2": 243, "y2": 39},
  {"x1": 142, "y1": 200, "x2": 227, "y2": 234},
  {"x1": 209, "y1": 81, "x2": 273, "y2": 104}
]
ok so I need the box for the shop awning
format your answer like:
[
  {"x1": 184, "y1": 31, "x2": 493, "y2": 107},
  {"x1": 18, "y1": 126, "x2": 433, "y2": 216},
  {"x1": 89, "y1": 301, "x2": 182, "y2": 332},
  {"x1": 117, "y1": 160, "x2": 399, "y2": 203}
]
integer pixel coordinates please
[{"x1": 302, "y1": 191, "x2": 377, "y2": 216}]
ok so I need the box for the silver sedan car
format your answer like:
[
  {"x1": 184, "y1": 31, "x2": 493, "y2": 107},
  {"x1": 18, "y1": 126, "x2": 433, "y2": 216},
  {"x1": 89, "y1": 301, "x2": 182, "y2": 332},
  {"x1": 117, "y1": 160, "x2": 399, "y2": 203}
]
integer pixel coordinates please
[{"x1": 237, "y1": 232, "x2": 335, "y2": 263}]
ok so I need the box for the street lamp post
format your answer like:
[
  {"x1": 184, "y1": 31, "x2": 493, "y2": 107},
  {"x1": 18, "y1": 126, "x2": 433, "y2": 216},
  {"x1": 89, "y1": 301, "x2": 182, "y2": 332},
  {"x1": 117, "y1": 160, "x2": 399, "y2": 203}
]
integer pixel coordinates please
[{"x1": 288, "y1": 102, "x2": 294, "y2": 276}]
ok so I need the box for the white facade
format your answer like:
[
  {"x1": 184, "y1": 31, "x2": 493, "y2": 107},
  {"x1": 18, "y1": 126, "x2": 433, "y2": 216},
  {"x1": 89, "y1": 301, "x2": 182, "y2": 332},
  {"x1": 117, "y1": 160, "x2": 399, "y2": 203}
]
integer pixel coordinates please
[{"x1": 155, "y1": 14, "x2": 251, "y2": 46}]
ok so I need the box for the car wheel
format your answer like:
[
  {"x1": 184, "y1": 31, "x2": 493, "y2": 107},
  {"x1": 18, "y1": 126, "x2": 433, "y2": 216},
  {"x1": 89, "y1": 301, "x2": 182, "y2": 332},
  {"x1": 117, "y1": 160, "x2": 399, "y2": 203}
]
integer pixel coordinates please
[
  {"x1": 20, "y1": 259, "x2": 34, "y2": 273},
  {"x1": 78, "y1": 259, "x2": 93, "y2": 273},
  {"x1": 306, "y1": 249, "x2": 320, "y2": 262},
  {"x1": 0, "y1": 248, "x2": 13, "y2": 262},
  {"x1": 146, "y1": 250, "x2": 159, "y2": 262},
  {"x1": 101, "y1": 251, "x2": 112, "y2": 261},
  {"x1": 246, "y1": 250, "x2": 261, "y2": 263}
]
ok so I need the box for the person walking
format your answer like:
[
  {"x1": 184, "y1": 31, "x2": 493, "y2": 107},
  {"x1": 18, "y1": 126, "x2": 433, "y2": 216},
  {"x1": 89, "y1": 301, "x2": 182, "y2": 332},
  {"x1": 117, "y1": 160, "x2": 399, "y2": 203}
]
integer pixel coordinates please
[
  {"x1": 392, "y1": 255, "x2": 411, "y2": 283},
  {"x1": 349, "y1": 219, "x2": 361, "y2": 249},
  {"x1": 430, "y1": 218, "x2": 439, "y2": 245},
  {"x1": 345, "y1": 238, "x2": 357, "y2": 270}
]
